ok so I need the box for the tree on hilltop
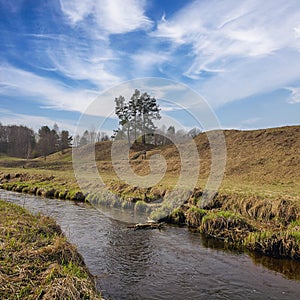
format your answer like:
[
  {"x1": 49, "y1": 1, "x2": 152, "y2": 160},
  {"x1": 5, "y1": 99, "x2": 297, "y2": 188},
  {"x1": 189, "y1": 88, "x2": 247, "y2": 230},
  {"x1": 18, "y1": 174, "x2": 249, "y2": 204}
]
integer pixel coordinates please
[
  {"x1": 115, "y1": 95, "x2": 132, "y2": 147},
  {"x1": 114, "y1": 89, "x2": 161, "y2": 146}
]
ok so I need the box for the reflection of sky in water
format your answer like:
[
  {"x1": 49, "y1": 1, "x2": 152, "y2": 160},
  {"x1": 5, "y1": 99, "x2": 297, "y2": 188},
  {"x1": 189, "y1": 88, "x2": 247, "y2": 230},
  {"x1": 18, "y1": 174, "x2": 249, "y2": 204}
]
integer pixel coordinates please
[{"x1": 2, "y1": 190, "x2": 300, "y2": 300}]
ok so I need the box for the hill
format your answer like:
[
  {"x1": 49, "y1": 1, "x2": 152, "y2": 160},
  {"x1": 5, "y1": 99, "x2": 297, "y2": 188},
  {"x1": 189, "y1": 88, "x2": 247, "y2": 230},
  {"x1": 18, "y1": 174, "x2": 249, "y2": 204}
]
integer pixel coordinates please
[
  {"x1": 1, "y1": 125, "x2": 300, "y2": 260},
  {"x1": 1, "y1": 125, "x2": 300, "y2": 196}
]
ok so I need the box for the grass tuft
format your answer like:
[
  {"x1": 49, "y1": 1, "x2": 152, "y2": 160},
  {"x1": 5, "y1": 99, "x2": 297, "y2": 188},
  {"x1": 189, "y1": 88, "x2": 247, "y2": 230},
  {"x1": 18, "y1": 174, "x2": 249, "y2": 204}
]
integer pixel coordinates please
[{"x1": 0, "y1": 200, "x2": 102, "y2": 299}]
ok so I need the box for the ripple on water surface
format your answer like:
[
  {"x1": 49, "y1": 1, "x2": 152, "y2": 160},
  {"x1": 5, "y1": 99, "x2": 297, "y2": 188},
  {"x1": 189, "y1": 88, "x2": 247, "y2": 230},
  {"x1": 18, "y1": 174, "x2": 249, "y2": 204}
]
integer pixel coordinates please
[{"x1": 1, "y1": 190, "x2": 300, "y2": 300}]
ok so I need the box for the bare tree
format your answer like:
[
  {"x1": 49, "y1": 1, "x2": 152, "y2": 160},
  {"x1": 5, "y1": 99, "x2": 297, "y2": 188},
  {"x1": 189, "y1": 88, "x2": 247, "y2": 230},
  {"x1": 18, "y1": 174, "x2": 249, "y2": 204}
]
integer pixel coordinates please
[
  {"x1": 0, "y1": 124, "x2": 35, "y2": 158},
  {"x1": 79, "y1": 130, "x2": 89, "y2": 147},
  {"x1": 73, "y1": 134, "x2": 80, "y2": 147}
]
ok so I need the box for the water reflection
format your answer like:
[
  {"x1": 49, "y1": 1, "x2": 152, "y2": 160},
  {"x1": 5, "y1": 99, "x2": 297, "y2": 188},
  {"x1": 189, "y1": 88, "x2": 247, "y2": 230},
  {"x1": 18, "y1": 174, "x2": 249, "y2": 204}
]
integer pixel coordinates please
[
  {"x1": 1, "y1": 190, "x2": 300, "y2": 300},
  {"x1": 250, "y1": 253, "x2": 300, "y2": 281},
  {"x1": 197, "y1": 230, "x2": 300, "y2": 282}
]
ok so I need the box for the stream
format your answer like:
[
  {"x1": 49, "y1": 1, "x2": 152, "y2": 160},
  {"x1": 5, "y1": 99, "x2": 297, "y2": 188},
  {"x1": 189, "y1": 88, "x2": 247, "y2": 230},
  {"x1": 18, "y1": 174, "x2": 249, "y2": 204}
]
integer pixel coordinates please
[{"x1": 1, "y1": 190, "x2": 300, "y2": 300}]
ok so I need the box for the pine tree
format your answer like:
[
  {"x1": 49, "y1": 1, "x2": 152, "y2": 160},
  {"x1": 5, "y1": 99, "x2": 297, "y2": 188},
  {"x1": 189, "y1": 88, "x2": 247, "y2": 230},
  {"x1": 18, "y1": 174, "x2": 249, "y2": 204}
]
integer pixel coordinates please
[
  {"x1": 60, "y1": 130, "x2": 72, "y2": 153},
  {"x1": 115, "y1": 95, "x2": 132, "y2": 147},
  {"x1": 114, "y1": 90, "x2": 161, "y2": 146},
  {"x1": 139, "y1": 92, "x2": 161, "y2": 144},
  {"x1": 37, "y1": 126, "x2": 59, "y2": 159},
  {"x1": 128, "y1": 89, "x2": 141, "y2": 142}
]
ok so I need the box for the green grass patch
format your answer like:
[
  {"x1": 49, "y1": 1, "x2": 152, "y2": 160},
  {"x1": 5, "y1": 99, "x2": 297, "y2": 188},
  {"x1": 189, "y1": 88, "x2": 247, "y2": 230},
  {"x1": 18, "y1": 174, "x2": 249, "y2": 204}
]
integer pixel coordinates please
[{"x1": 134, "y1": 200, "x2": 148, "y2": 212}]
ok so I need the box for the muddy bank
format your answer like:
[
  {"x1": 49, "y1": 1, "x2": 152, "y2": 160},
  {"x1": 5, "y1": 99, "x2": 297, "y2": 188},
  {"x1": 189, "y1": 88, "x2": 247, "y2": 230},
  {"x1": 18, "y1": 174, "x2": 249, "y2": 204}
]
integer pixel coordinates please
[{"x1": 0, "y1": 199, "x2": 102, "y2": 299}]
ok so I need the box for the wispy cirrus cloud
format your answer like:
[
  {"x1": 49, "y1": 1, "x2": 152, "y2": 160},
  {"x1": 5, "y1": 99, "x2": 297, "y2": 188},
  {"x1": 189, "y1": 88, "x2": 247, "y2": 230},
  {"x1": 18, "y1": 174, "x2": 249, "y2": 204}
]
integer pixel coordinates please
[
  {"x1": 0, "y1": 64, "x2": 97, "y2": 113},
  {"x1": 153, "y1": 0, "x2": 300, "y2": 77},
  {"x1": 197, "y1": 49, "x2": 300, "y2": 107},
  {"x1": 22, "y1": 30, "x2": 122, "y2": 89},
  {"x1": 45, "y1": 38, "x2": 122, "y2": 88},
  {"x1": 131, "y1": 50, "x2": 170, "y2": 76},
  {"x1": 151, "y1": 0, "x2": 300, "y2": 108},
  {"x1": 19, "y1": 0, "x2": 153, "y2": 94},
  {"x1": 59, "y1": 0, "x2": 153, "y2": 34},
  {"x1": 286, "y1": 87, "x2": 300, "y2": 104}
]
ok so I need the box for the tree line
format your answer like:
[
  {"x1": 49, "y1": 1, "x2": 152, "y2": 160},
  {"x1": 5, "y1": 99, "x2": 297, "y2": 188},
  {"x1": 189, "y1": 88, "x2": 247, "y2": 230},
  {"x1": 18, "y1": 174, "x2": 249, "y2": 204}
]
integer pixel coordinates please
[
  {"x1": 0, "y1": 123, "x2": 72, "y2": 159},
  {"x1": 73, "y1": 129, "x2": 109, "y2": 148},
  {"x1": 0, "y1": 123, "x2": 110, "y2": 159},
  {"x1": 0, "y1": 89, "x2": 201, "y2": 158}
]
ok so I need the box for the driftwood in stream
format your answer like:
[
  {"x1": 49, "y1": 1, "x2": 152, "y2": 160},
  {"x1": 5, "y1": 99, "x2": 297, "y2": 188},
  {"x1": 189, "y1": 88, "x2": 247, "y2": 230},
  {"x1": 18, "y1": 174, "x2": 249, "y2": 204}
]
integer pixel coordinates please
[{"x1": 128, "y1": 223, "x2": 164, "y2": 230}]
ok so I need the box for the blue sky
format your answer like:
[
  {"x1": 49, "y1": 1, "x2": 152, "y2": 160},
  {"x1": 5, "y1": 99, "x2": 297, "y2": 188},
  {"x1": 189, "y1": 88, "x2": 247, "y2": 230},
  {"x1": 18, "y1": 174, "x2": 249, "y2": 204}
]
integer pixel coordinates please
[{"x1": 1, "y1": 0, "x2": 300, "y2": 134}]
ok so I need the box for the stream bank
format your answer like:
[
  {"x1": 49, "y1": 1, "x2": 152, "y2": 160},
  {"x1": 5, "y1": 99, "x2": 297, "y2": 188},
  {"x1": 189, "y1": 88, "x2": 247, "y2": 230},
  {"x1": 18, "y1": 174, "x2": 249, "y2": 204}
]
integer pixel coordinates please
[
  {"x1": 0, "y1": 199, "x2": 102, "y2": 299},
  {"x1": 2, "y1": 190, "x2": 300, "y2": 299},
  {"x1": 0, "y1": 171, "x2": 299, "y2": 261}
]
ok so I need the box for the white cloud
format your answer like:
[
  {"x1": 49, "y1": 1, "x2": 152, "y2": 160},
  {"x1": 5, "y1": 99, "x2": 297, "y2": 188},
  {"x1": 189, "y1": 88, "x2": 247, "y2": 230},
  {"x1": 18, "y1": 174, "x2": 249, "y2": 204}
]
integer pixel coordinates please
[
  {"x1": 131, "y1": 51, "x2": 170, "y2": 75},
  {"x1": 286, "y1": 87, "x2": 300, "y2": 104},
  {"x1": 46, "y1": 40, "x2": 122, "y2": 88},
  {"x1": 52, "y1": 1, "x2": 154, "y2": 88},
  {"x1": 150, "y1": 0, "x2": 300, "y2": 108},
  {"x1": 60, "y1": 0, "x2": 152, "y2": 34},
  {"x1": 0, "y1": 64, "x2": 97, "y2": 113},
  {"x1": 196, "y1": 49, "x2": 300, "y2": 107},
  {"x1": 23, "y1": 31, "x2": 121, "y2": 88},
  {"x1": 59, "y1": 0, "x2": 94, "y2": 24},
  {"x1": 0, "y1": 108, "x2": 77, "y2": 133},
  {"x1": 153, "y1": 0, "x2": 300, "y2": 78},
  {"x1": 295, "y1": 25, "x2": 300, "y2": 38}
]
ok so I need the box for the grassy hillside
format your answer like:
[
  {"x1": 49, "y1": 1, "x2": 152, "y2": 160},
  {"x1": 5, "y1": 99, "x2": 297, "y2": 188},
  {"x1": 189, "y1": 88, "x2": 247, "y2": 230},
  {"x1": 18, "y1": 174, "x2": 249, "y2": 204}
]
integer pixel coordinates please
[
  {"x1": 0, "y1": 125, "x2": 300, "y2": 196},
  {"x1": 1, "y1": 125, "x2": 299, "y2": 260}
]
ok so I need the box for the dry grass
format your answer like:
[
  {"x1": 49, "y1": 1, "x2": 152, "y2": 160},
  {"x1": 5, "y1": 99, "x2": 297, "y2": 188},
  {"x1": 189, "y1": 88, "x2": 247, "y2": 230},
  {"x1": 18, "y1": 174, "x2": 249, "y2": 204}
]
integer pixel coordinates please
[
  {"x1": 199, "y1": 211, "x2": 255, "y2": 244},
  {"x1": 0, "y1": 125, "x2": 299, "y2": 260},
  {"x1": 0, "y1": 200, "x2": 102, "y2": 299},
  {"x1": 1, "y1": 125, "x2": 299, "y2": 194}
]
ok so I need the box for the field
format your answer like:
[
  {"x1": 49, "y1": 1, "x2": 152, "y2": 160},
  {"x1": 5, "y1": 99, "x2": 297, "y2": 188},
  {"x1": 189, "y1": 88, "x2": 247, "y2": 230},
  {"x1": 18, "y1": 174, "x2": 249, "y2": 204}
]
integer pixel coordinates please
[{"x1": 0, "y1": 125, "x2": 300, "y2": 259}]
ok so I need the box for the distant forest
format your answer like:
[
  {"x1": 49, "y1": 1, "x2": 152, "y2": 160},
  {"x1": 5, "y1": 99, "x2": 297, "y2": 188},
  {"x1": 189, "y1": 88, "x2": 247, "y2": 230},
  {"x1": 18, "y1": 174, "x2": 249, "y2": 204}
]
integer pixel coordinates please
[
  {"x1": 0, "y1": 123, "x2": 109, "y2": 159},
  {"x1": 0, "y1": 121, "x2": 201, "y2": 160},
  {"x1": 0, "y1": 90, "x2": 203, "y2": 159}
]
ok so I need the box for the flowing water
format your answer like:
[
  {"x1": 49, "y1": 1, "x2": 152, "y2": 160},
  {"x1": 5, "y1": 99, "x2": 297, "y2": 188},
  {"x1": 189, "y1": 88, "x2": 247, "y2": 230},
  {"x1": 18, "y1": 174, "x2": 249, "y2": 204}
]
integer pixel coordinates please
[{"x1": 1, "y1": 190, "x2": 300, "y2": 300}]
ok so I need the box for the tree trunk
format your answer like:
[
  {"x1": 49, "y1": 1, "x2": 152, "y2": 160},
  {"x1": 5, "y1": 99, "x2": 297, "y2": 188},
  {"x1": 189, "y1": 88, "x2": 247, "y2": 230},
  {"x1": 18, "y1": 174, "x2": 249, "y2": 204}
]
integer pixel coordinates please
[
  {"x1": 142, "y1": 115, "x2": 146, "y2": 144},
  {"x1": 127, "y1": 126, "x2": 131, "y2": 148},
  {"x1": 134, "y1": 114, "x2": 137, "y2": 142}
]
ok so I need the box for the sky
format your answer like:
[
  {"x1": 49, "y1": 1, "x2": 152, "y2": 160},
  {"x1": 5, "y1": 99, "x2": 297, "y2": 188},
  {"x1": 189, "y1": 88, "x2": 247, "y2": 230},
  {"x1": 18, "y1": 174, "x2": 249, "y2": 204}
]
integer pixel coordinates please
[{"x1": 1, "y1": 0, "x2": 300, "y2": 134}]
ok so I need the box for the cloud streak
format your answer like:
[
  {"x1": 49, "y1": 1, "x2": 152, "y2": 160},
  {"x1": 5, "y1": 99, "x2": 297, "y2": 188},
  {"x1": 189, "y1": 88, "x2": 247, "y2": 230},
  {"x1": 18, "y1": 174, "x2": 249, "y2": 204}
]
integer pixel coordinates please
[
  {"x1": 153, "y1": 0, "x2": 300, "y2": 76},
  {"x1": 286, "y1": 87, "x2": 300, "y2": 104},
  {"x1": 0, "y1": 108, "x2": 77, "y2": 133},
  {"x1": 151, "y1": 0, "x2": 300, "y2": 107},
  {"x1": 0, "y1": 64, "x2": 97, "y2": 113},
  {"x1": 60, "y1": 0, "x2": 152, "y2": 34}
]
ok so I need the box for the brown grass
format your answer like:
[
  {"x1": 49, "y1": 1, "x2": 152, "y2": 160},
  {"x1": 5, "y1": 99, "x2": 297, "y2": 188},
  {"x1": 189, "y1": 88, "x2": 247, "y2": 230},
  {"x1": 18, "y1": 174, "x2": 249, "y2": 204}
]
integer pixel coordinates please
[
  {"x1": 0, "y1": 125, "x2": 299, "y2": 260},
  {"x1": 0, "y1": 200, "x2": 102, "y2": 299}
]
